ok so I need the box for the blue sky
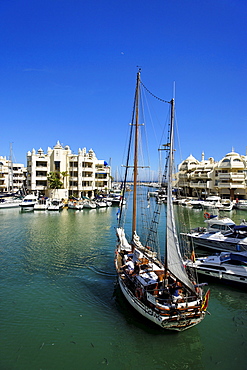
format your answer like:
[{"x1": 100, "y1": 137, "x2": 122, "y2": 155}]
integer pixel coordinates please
[{"x1": 0, "y1": 0, "x2": 246, "y2": 180}]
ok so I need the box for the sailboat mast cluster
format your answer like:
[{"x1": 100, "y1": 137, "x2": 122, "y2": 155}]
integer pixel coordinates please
[{"x1": 115, "y1": 71, "x2": 210, "y2": 331}]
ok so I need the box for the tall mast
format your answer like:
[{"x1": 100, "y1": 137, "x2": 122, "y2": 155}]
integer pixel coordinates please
[
  {"x1": 132, "y1": 70, "x2": 141, "y2": 237},
  {"x1": 9, "y1": 142, "x2": 13, "y2": 193},
  {"x1": 164, "y1": 98, "x2": 175, "y2": 276}
]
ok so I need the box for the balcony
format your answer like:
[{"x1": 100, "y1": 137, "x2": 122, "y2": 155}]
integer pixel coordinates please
[
  {"x1": 69, "y1": 186, "x2": 79, "y2": 190},
  {"x1": 35, "y1": 176, "x2": 47, "y2": 181},
  {"x1": 178, "y1": 182, "x2": 190, "y2": 187},
  {"x1": 218, "y1": 173, "x2": 230, "y2": 180},
  {"x1": 79, "y1": 186, "x2": 93, "y2": 191},
  {"x1": 231, "y1": 174, "x2": 245, "y2": 181},
  {"x1": 218, "y1": 183, "x2": 245, "y2": 189},
  {"x1": 190, "y1": 183, "x2": 208, "y2": 189},
  {"x1": 178, "y1": 174, "x2": 189, "y2": 179}
]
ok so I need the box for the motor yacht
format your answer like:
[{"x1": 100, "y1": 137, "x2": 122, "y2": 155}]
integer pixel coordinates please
[
  {"x1": 181, "y1": 217, "x2": 247, "y2": 253},
  {"x1": 185, "y1": 251, "x2": 247, "y2": 287},
  {"x1": 19, "y1": 194, "x2": 38, "y2": 211}
]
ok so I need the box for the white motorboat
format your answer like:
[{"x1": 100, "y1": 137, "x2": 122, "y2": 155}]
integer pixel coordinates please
[
  {"x1": 95, "y1": 199, "x2": 107, "y2": 207},
  {"x1": 0, "y1": 197, "x2": 22, "y2": 209},
  {"x1": 67, "y1": 201, "x2": 84, "y2": 210},
  {"x1": 181, "y1": 217, "x2": 247, "y2": 253},
  {"x1": 202, "y1": 196, "x2": 223, "y2": 210},
  {"x1": 34, "y1": 198, "x2": 50, "y2": 210},
  {"x1": 177, "y1": 198, "x2": 192, "y2": 206},
  {"x1": 19, "y1": 193, "x2": 39, "y2": 211},
  {"x1": 105, "y1": 194, "x2": 126, "y2": 206},
  {"x1": 190, "y1": 200, "x2": 204, "y2": 209},
  {"x1": 82, "y1": 200, "x2": 97, "y2": 209},
  {"x1": 47, "y1": 199, "x2": 64, "y2": 211},
  {"x1": 235, "y1": 200, "x2": 247, "y2": 210},
  {"x1": 185, "y1": 251, "x2": 247, "y2": 287},
  {"x1": 219, "y1": 199, "x2": 233, "y2": 211}
]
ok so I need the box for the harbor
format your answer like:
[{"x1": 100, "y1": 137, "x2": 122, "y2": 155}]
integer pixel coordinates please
[{"x1": 1, "y1": 200, "x2": 246, "y2": 369}]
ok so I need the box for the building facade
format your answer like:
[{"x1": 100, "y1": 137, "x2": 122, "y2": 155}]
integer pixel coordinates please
[
  {"x1": 0, "y1": 156, "x2": 26, "y2": 194},
  {"x1": 177, "y1": 151, "x2": 247, "y2": 200},
  {"x1": 26, "y1": 141, "x2": 111, "y2": 199}
]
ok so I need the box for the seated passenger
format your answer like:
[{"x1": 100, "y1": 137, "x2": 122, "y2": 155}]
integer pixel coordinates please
[
  {"x1": 172, "y1": 288, "x2": 183, "y2": 301},
  {"x1": 122, "y1": 256, "x2": 134, "y2": 275}
]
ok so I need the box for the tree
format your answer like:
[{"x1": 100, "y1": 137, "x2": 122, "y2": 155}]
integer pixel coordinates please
[
  {"x1": 47, "y1": 172, "x2": 64, "y2": 189},
  {"x1": 60, "y1": 171, "x2": 69, "y2": 188}
]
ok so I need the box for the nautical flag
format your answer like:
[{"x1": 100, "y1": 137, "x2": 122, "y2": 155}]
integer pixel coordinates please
[
  {"x1": 201, "y1": 289, "x2": 210, "y2": 311},
  {"x1": 190, "y1": 250, "x2": 196, "y2": 262}
]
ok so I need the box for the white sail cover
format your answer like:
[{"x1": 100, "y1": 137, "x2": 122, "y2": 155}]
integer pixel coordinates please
[
  {"x1": 117, "y1": 227, "x2": 132, "y2": 251},
  {"x1": 166, "y1": 101, "x2": 195, "y2": 292}
]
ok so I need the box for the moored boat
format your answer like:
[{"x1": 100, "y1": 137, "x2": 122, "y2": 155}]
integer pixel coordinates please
[
  {"x1": 67, "y1": 200, "x2": 84, "y2": 210},
  {"x1": 47, "y1": 199, "x2": 64, "y2": 211},
  {"x1": 0, "y1": 197, "x2": 22, "y2": 209},
  {"x1": 235, "y1": 200, "x2": 247, "y2": 210},
  {"x1": 19, "y1": 193, "x2": 39, "y2": 211},
  {"x1": 185, "y1": 251, "x2": 247, "y2": 287},
  {"x1": 82, "y1": 200, "x2": 97, "y2": 209},
  {"x1": 181, "y1": 216, "x2": 247, "y2": 252},
  {"x1": 34, "y1": 198, "x2": 50, "y2": 210}
]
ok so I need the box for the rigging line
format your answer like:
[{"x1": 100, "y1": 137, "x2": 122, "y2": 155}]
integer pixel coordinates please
[
  {"x1": 174, "y1": 111, "x2": 183, "y2": 164},
  {"x1": 138, "y1": 87, "x2": 149, "y2": 171},
  {"x1": 118, "y1": 80, "x2": 138, "y2": 226},
  {"x1": 140, "y1": 81, "x2": 170, "y2": 104},
  {"x1": 141, "y1": 83, "x2": 162, "y2": 152}
]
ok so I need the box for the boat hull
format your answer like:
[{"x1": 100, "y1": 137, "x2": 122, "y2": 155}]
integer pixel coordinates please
[
  {"x1": 118, "y1": 276, "x2": 205, "y2": 331},
  {"x1": 183, "y1": 234, "x2": 247, "y2": 253},
  {"x1": 194, "y1": 268, "x2": 247, "y2": 286},
  {"x1": 19, "y1": 203, "x2": 36, "y2": 211},
  {"x1": 0, "y1": 202, "x2": 21, "y2": 209}
]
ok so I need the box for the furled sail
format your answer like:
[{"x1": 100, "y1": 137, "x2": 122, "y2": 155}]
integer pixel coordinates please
[{"x1": 166, "y1": 100, "x2": 195, "y2": 292}]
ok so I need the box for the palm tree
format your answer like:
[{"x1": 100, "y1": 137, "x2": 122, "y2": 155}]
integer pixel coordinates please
[
  {"x1": 47, "y1": 172, "x2": 64, "y2": 190},
  {"x1": 60, "y1": 171, "x2": 69, "y2": 188}
]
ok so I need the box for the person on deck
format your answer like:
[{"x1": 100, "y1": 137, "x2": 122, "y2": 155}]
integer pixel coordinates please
[{"x1": 122, "y1": 256, "x2": 135, "y2": 275}]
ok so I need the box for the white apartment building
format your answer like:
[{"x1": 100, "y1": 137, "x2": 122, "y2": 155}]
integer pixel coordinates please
[
  {"x1": 177, "y1": 150, "x2": 247, "y2": 200},
  {"x1": 0, "y1": 156, "x2": 26, "y2": 194},
  {"x1": 26, "y1": 141, "x2": 111, "y2": 199}
]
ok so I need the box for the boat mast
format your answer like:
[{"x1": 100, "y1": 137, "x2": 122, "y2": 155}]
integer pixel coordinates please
[
  {"x1": 165, "y1": 98, "x2": 175, "y2": 275},
  {"x1": 8, "y1": 142, "x2": 13, "y2": 193},
  {"x1": 132, "y1": 70, "x2": 141, "y2": 237}
]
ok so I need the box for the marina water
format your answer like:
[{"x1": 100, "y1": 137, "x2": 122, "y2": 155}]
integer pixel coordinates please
[{"x1": 1, "y1": 201, "x2": 246, "y2": 369}]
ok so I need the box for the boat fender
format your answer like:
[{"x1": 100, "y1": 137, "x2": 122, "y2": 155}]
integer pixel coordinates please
[
  {"x1": 204, "y1": 212, "x2": 210, "y2": 219},
  {"x1": 135, "y1": 287, "x2": 143, "y2": 299}
]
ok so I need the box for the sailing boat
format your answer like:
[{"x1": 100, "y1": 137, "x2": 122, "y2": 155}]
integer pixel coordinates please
[{"x1": 115, "y1": 71, "x2": 210, "y2": 331}]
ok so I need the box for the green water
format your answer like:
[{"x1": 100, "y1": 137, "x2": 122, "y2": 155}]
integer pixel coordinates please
[{"x1": 0, "y1": 205, "x2": 246, "y2": 370}]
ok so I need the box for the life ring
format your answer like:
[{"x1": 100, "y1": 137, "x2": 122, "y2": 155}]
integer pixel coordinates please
[
  {"x1": 135, "y1": 287, "x2": 143, "y2": 299},
  {"x1": 204, "y1": 212, "x2": 210, "y2": 219}
]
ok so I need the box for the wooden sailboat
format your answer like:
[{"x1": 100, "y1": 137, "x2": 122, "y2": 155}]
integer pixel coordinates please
[{"x1": 115, "y1": 71, "x2": 210, "y2": 331}]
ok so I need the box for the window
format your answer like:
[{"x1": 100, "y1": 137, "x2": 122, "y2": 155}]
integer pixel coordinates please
[{"x1": 54, "y1": 161, "x2": 60, "y2": 171}]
